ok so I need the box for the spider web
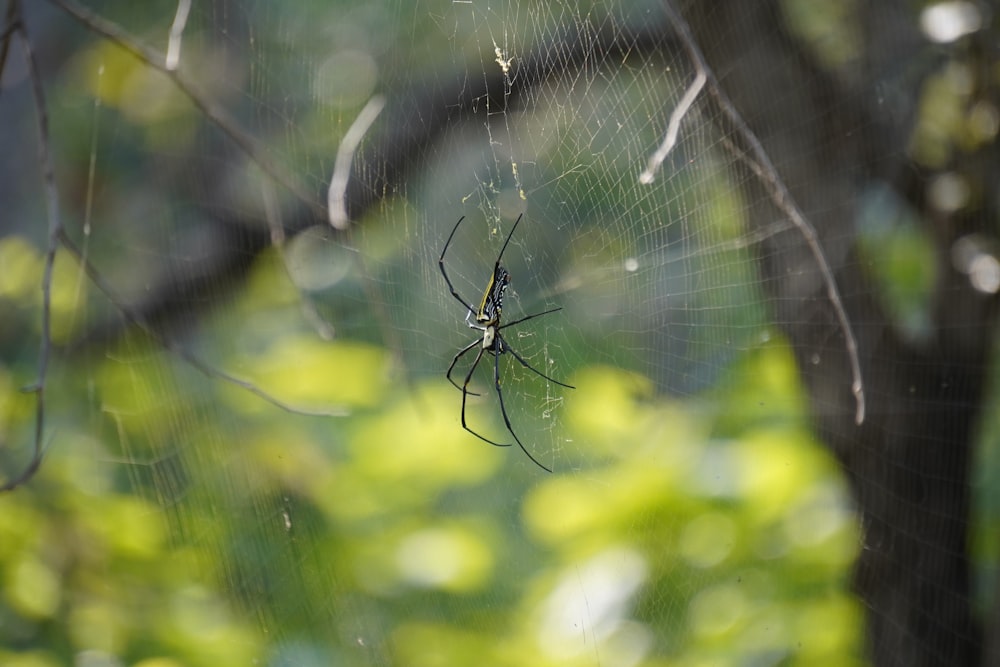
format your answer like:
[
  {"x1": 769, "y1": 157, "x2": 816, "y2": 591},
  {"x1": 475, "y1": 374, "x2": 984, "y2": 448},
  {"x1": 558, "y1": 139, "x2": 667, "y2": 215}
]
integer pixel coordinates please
[{"x1": 2, "y1": 0, "x2": 993, "y2": 665}]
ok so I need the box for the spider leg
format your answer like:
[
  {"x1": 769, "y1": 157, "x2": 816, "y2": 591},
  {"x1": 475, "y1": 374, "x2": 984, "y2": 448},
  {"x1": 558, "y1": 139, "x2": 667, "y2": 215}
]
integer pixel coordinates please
[
  {"x1": 494, "y1": 213, "x2": 523, "y2": 269},
  {"x1": 497, "y1": 307, "x2": 563, "y2": 332},
  {"x1": 496, "y1": 307, "x2": 575, "y2": 388},
  {"x1": 492, "y1": 341, "x2": 553, "y2": 473},
  {"x1": 461, "y1": 346, "x2": 511, "y2": 449},
  {"x1": 499, "y1": 334, "x2": 576, "y2": 389},
  {"x1": 439, "y1": 217, "x2": 477, "y2": 316},
  {"x1": 447, "y1": 338, "x2": 483, "y2": 395}
]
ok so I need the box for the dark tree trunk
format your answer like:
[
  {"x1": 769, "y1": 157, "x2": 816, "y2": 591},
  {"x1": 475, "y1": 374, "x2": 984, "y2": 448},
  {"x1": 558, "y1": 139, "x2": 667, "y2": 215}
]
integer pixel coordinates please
[{"x1": 680, "y1": 1, "x2": 997, "y2": 664}]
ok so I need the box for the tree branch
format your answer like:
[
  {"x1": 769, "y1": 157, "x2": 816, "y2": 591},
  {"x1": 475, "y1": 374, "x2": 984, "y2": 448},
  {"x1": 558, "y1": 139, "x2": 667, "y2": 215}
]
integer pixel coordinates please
[{"x1": 2, "y1": 0, "x2": 59, "y2": 492}]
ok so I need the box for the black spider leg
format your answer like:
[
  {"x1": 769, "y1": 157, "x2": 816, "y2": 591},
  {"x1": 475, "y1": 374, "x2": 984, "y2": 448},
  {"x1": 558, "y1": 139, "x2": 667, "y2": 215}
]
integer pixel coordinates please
[
  {"x1": 439, "y1": 213, "x2": 523, "y2": 318},
  {"x1": 447, "y1": 307, "x2": 571, "y2": 394},
  {"x1": 446, "y1": 338, "x2": 482, "y2": 395},
  {"x1": 497, "y1": 332, "x2": 576, "y2": 390},
  {"x1": 496, "y1": 308, "x2": 576, "y2": 389},
  {"x1": 439, "y1": 216, "x2": 484, "y2": 395},
  {"x1": 494, "y1": 213, "x2": 523, "y2": 271},
  {"x1": 457, "y1": 327, "x2": 556, "y2": 472},
  {"x1": 438, "y1": 216, "x2": 477, "y2": 317},
  {"x1": 490, "y1": 334, "x2": 554, "y2": 473},
  {"x1": 460, "y1": 344, "x2": 512, "y2": 450},
  {"x1": 439, "y1": 214, "x2": 522, "y2": 311}
]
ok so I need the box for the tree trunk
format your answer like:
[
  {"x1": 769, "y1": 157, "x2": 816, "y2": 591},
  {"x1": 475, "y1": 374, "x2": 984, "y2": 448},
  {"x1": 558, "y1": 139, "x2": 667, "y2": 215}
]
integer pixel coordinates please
[{"x1": 680, "y1": 1, "x2": 996, "y2": 664}]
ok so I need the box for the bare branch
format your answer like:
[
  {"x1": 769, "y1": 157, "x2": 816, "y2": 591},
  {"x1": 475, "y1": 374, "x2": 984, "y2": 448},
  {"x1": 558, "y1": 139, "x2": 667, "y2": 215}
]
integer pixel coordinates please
[
  {"x1": 47, "y1": 0, "x2": 325, "y2": 219},
  {"x1": 328, "y1": 94, "x2": 386, "y2": 230},
  {"x1": 58, "y1": 232, "x2": 349, "y2": 419},
  {"x1": 639, "y1": 67, "x2": 705, "y2": 184},
  {"x1": 662, "y1": 0, "x2": 866, "y2": 425},
  {"x1": 1, "y1": 0, "x2": 60, "y2": 492},
  {"x1": 261, "y1": 176, "x2": 337, "y2": 341},
  {"x1": 164, "y1": 0, "x2": 191, "y2": 71},
  {"x1": 0, "y1": 0, "x2": 18, "y2": 92}
]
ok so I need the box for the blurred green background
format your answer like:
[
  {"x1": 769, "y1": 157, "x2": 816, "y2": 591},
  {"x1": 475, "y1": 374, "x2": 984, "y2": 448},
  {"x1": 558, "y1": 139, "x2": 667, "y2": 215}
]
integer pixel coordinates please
[{"x1": 9, "y1": 0, "x2": 989, "y2": 664}]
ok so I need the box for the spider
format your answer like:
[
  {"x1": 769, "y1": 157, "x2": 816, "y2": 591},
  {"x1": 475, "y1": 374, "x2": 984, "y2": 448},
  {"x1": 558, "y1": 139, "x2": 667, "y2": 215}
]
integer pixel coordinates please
[{"x1": 438, "y1": 214, "x2": 574, "y2": 472}]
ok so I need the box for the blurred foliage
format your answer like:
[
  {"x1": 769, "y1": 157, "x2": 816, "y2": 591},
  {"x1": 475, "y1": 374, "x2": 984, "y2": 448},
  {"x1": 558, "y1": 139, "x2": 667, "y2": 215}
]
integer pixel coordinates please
[
  {"x1": 855, "y1": 186, "x2": 937, "y2": 341},
  {"x1": 0, "y1": 230, "x2": 862, "y2": 665},
  {"x1": 0, "y1": 0, "x2": 909, "y2": 665}
]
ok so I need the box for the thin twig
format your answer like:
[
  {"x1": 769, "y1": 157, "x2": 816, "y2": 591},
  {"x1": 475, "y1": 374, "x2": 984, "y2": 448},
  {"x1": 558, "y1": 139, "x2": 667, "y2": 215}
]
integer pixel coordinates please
[
  {"x1": 58, "y1": 232, "x2": 348, "y2": 418},
  {"x1": 41, "y1": 0, "x2": 346, "y2": 417},
  {"x1": 2, "y1": 0, "x2": 59, "y2": 492},
  {"x1": 47, "y1": 0, "x2": 325, "y2": 219},
  {"x1": 328, "y1": 94, "x2": 386, "y2": 230},
  {"x1": 639, "y1": 67, "x2": 705, "y2": 184},
  {"x1": 261, "y1": 176, "x2": 337, "y2": 340},
  {"x1": 0, "y1": 0, "x2": 18, "y2": 94},
  {"x1": 164, "y1": 0, "x2": 191, "y2": 71},
  {"x1": 661, "y1": 0, "x2": 866, "y2": 424}
]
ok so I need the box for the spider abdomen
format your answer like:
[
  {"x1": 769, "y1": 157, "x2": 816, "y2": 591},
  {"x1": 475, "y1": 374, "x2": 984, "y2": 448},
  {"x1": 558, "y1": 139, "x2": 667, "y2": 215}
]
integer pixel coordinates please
[{"x1": 476, "y1": 266, "x2": 510, "y2": 326}]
